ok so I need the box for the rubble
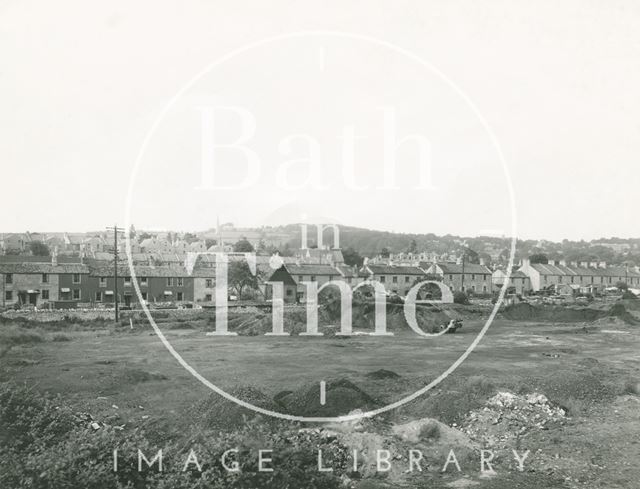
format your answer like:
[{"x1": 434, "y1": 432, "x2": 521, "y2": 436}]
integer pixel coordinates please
[{"x1": 460, "y1": 392, "x2": 566, "y2": 449}]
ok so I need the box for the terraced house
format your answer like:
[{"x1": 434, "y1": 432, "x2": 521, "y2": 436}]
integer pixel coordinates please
[
  {"x1": 519, "y1": 259, "x2": 640, "y2": 293},
  {"x1": 0, "y1": 260, "x2": 89, "y2": 307},
  {"x1": 87, "y1": 264, "x2": 193, "y2": 306},
  {"x1": 424, "y1": 262, "x2": 493, "y2": 294},
  {"x1": 360, "y1": 264, "x2": 429, "y2": 296}
]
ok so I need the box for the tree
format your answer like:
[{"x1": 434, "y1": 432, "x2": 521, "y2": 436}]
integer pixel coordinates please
[
  {"x1": 228, "y1": 261, "x2": 258, "y2": 298},
  {"x1": 29, "y1": 241, "x2": 50, "y2": 256},
  {"x1": 381, "y1": 247, "x2": 390, "y2": 258},
  {"x1": 616, "y1": 281, "x2": 629, "y2": 291},
  {"x1": 342, "y1": 247, "x2": 364, "y2": 267},
  {"x1": 453, "y1": 290, "x2": 469, "y2": 305},
  {"x1": 529, "y1": 253, "x2": 549, "y2": 264},
  {"x1": 233, "y1": 238, "x2": 255, "y2": 253},
  {"x1": 205, "y1": 238, "x2": 217, "y2": 249},
  {"x1": 407, "y1": 239, "x2": 417, "y2": 254}
]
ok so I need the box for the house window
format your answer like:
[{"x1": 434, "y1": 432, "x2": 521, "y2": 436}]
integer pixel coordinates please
[
  {"x1": 42, "y1": 273, "x2": 49, "y2": 283},
  {"x1": 141, "y1": 292, "x2": 147, "y2": 301},
  {"x1": 124, "y1": 276, "x2": 131, "y2": 286},
  {"x1": 310, "y1": 276, "x2": 316, "y2": 282},
  {"x1": 99, "y1": 277, "x2": 107, "y2": 287},
  {"x1": 472, "y1": 274, "x2": 475, "y2": 280},
  {"x1": 299, "y1": 276, "x2": 304, "y2": 282},
  {"x1": 347, "y1": 277, "x2": 352, "y2": 284},
  {"x1": 140, "y1": 277, "x2": 148, "y2": 285},
  {"x1": 380, "y1": 276, "x2": 386, "y2": 283},
  {"x1": 483, "y1": 285, "x2": 487, "y2": 292},
  {"x1": 72, "y1": 273, "x2": 81, "y2": 284},
  {"x1": 42, "y1": 290, "x2": 49, "y2": 300},
  {"x1": 167, "y1": 277, "x2": 174, "y2": 286},
  {"x1": 558, "y1": 276, "x2": 563, "y2": 283},
  {"x1": 449, "y1": 275, "x2": 453, "y2": 281},
  {"x1": 5, "y1": 291, "x2": 12, "y2": 300},
  {"x1": 286, "y1": 288, "x2": 293, "y2": 296},
  {"x1": 205, "y1": 279, "x2": 213, "y2": 288},
  {"x1": 405, "y1": 276, "x2": 410, "y2": 283},
  {"x1": 177, "y1": 292, "x2": 184, "y2": 301},
  {"x1": 95, "y1": 292, "x2": 102, "y2": 302},
  {"x1": 72, "y1": 289, "x2": 80, "y2": 300},
  {"x1": 177, "y1": 277, "x2": 183, "y2": 287},
  {"x1": 205, "y1": 294, "x2": 212, "y2": 301},
  {"x1": 5, "y1": 274, "x2": 12, "y2": 284},
  {"x1": 392, "y1": 276, "x2": 398, "y2": 283}
]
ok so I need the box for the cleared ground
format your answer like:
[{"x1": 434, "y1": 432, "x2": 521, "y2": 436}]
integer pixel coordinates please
[{"x1": 1, "y1": 304, "x2": 640, "y2": 488}]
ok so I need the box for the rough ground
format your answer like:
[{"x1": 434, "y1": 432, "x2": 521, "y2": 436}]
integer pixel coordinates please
[{"x1": 1, "y1": 301, "x2": 639, "y2": 487}]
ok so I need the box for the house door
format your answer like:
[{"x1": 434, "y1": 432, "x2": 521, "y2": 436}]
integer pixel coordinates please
[
  {"x1": 29, "y1": 293, "x2": 38, "y2": 305},
  {"x1": 124, "y1": 295, "x2": 132, "y2": 307}
]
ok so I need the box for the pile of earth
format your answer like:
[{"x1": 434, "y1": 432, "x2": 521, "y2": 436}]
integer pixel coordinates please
[
  {"x1": 275, "y1": 378, "x2": 378, "y2": 417},
  {"x1": 460, "y1": 392, "x2": 567, "y2": 449},
  {"x1": 187, "y1": 386, "x2": 281, "y2": 430},
  {"x1": 501, "y1": 302, "x2": 637, "y2": 325}
]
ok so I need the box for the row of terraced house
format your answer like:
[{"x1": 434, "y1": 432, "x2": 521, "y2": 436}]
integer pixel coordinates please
[{"x1": 2, "y1": 251, "x2": 639, "y2": 309}]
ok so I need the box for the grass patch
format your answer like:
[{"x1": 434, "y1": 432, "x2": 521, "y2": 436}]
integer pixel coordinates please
[
  {"x1": 622, "y1": 379, "x2": 640, "y2": 396},
  {"x1": 418, "y1": 420, "x2": 441, "y2": 441},
  {"x1": 51, "y1": 333, "x2": 72, "y2": 342}
]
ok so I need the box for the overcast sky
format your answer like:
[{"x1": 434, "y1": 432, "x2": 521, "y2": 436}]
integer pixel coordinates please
[{"x1": 1, "y1": 0, "x2": 638, "y2": 241}]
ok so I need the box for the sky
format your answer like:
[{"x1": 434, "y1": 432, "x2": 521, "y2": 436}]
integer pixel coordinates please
[{"x1": 1, "y1": 0, "x2": 639, "y2": 241}]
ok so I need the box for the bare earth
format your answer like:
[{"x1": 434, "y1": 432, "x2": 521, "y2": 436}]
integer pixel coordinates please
[{"x1": 1, "y1": 308, "x2": 639, "y2": 488}]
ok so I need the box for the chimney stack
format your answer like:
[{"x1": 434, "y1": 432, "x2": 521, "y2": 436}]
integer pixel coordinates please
[
  {"x1": 571, "y1": 261, "x2": 578, "y2": 268},
  {"x1": 548, "y1": 259, "x2": 556, "y2": 266},
  {"x1": 599, "y1": 261, "x2": 607, "y2": 269},
  {"x1": 589, "y1": 261, "x2": 598, "y2": 268},
  {"x1": 51, "y1": 247, "x2": 58, "y2": 266},
  {"x1": 580, "y1": 261, "x2": 589, "y2": 268},
  {"x1": 559, "y1": 259, "x2": 567, "y2": 267}
]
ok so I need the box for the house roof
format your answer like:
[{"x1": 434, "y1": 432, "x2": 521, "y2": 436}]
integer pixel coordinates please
[
  {"x1": 433, "y1": 262, "x2": 492, "y2": 274},
  {"x1": 366, "y1": 265, "x2": 427, "y2": 275},
  {"x1": 530, "y1": 263, "x2": 640, "y2": 277},
  {"x1": 266, "y1": 266, "x2": 297, "y2": 286},
  {"x1": 285, "y1": 264, "x2": 341, "y2": 276},
  {"x1": 88, "y1": 264, "x2": 189, "y2": 277},
  {"x1": 0, "y1": 263, "x2": 89, "y2": 274},
  {"x1": 335, "y1": 264, "x2": 358, "y2": 277}
]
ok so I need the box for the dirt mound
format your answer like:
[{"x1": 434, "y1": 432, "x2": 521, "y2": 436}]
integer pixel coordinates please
[
  {"x1": 460, "y1": 392, "x2": 566, "y2": 449},
  {"x1": 502, "y1": 302, "x2": 638, "y2": 325},
  {"x1": 392, "y1": 417, "x2": 476, "y2": 448},
  {"x1": 276, "y1": 378, "x2": 378, "y2": 417},
  {"x1": 365, "y1": 369, "x2": 401, "y2": 380},
  {"x1": 188, "y1": 386, "x2": 280, "y2": 430}
]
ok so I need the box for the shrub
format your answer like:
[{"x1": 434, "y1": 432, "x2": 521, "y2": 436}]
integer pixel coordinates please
[
  {"x1": 52, "y1": 333, "x2": 72, "y2": 342},
  {"x1": 453, "y1": 291, "x2": 469, "y2": 305},
  {"x1": 418, "y1": 421, "x2": 440, "y2": 441}
]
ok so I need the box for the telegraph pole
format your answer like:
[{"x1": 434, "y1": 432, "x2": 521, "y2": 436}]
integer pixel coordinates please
[{"x1": 106, "y1": 225, "x2": 124, "y2": 322}]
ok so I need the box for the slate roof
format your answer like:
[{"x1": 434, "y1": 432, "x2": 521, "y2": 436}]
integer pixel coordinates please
[
  {"x1": 88, "y1": 265, "x2": 189, "y2": 277},
  {"x1": 366, "y1": 265, "x2": 427, "y2": 275},
  {"x1": 285, "y1": 264, "x2": 341, "y2": 276},
  {"x1": 434, "y1": 263, "x2": 492, "y2": 274},
  {"x1": 0, "y1": 263, "x2": 89, "y2": 274},
  {"x1": 530, "y1": 264, "x2": 640, "y2": 277}
]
